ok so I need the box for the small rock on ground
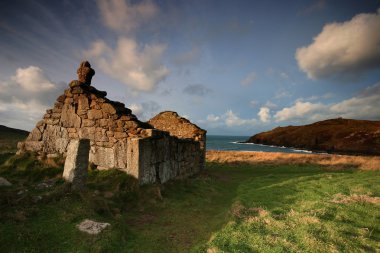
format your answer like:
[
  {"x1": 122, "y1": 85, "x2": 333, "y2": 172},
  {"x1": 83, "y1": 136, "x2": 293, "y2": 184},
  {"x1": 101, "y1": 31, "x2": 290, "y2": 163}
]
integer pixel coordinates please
[
  {"x1": 0, "y1": 177, "x2": 12, "y2": 186},
  {"x1": 77, "y1": 219, "x2": 110, "y2": 235}
]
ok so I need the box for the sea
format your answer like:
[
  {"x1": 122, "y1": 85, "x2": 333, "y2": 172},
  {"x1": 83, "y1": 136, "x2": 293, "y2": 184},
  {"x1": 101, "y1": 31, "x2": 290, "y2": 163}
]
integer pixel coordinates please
[{"x1": 206, "y1": 135, "x2": 314, "y2": 154}]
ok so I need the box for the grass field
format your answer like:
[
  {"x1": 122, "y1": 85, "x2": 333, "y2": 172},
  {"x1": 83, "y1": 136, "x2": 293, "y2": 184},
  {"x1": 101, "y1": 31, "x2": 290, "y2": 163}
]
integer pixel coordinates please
[{"x1": 0, "y1": 152, "x2": 379, "y2": 252}]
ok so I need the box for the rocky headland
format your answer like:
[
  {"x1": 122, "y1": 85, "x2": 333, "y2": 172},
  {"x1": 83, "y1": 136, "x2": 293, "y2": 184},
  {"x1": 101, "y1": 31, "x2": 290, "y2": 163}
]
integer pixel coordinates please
[{"x1": 245, "y1": 118, "x2": 380, "y2": 155}]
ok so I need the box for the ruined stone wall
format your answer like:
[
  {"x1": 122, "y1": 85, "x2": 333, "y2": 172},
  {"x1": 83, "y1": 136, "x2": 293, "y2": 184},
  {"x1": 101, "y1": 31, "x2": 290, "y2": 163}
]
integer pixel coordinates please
[
  {"x1": 127, "y1": 133, "x2": 202, "y2": 184},
  {"x1": 18, "y1": 84, "x2": 150, "y2": 171},
  {"x1": 148, "y1": 111, "x2": 207, "y2": 170},
  {"x1": 18, "y1": 62, "x2": 206, "y2": 184}
]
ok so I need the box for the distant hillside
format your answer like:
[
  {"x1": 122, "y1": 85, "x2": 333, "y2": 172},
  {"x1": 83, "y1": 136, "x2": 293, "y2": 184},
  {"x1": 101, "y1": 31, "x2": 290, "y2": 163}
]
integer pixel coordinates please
[
  {"x1": 245, "y1": 118, "x2": 380, "y2": 155},
  {"x1": 0, "y1": 125, "x2": 29, "y2": 153}
]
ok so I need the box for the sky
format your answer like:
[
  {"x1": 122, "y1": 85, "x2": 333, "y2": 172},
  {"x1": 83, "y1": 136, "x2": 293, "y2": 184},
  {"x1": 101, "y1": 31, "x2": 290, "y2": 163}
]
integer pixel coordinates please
[{"x1": 0, "y1": 0, "x2": 380, "y2": 136}]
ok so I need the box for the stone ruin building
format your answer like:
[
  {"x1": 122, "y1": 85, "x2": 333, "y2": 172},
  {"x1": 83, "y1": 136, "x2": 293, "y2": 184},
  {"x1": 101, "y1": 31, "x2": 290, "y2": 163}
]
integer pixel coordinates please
[{"x1": 18, "y1": 61, "x2": 206, "y2": 184}]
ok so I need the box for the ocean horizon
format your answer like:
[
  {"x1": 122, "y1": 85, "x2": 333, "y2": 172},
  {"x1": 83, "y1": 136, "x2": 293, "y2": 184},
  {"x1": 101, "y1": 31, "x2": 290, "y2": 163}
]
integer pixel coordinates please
[{"x1": 206, "y1": 135, "x2": 314, "y2": 154}]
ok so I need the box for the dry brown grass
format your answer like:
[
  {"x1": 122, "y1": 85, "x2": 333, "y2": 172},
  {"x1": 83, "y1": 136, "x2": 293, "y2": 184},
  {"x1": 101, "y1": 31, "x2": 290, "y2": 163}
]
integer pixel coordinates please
[
  {"x1": 206, "y1": 150, "x2": 380, "y2": 170},
  {"x1": 330, "y1": 193, "x2": 380, "y2": 204}
]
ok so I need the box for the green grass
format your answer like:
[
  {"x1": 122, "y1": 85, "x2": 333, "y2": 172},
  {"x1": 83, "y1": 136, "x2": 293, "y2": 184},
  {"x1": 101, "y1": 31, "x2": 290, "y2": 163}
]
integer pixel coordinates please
[
  {"x1": 0, "y1": 154, "x2": 379, "y2": 252},
  {"x1": 0, "y1": 125, "x2": 28, "y2": 153}
]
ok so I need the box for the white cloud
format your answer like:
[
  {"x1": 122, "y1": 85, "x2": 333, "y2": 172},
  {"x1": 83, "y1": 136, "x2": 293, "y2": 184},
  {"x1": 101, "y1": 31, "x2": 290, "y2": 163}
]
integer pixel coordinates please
[
  {"x1": 0, "y1": 66, "x2": 65, "y2": 130},
  {"x1": 225, "y1": 110, "x2": 257, "y2": 127},
  {"x1": 128, "y1": 100, "x2": 160, "y2": 120},
  {"x1": 85, "y1": 37, "x2": 169, "y2": 92},
  {"x1": 206, "y1": 114, "x2": 220, "y2": 122},
  {"x1": 296, "y1": 8, "x2": 380, "y2": 79},
  {"x1": 241, "y1": 71, "x2": 256, "y2": 86},
  {"x1": 128, "y1": 103, "x2": 143, "y2": 116},
  {"x1": 97, "y1": 0, "x2": 158, "y2": 33},
  {"x1": 264, "y1": 101, "x2": 277, "y2": 108},
  {"x1": 86, "y1": 0, "x2": 168, "y2": 93},
  {"x1": 203, "y1": 110, "x2": 257, "y2": 128},
  {"x1": 274, "y1": 101, "x2": 326, "y2": 122},
  {"x1": 274, "y1": 83, "x2": 380, "y2": 123},
  {"x1": 258, "y1": 107, "x2": 271, "y2": 123},
  {"x1": 11, "y1": 66, "x2": 55, "y2": 92}
]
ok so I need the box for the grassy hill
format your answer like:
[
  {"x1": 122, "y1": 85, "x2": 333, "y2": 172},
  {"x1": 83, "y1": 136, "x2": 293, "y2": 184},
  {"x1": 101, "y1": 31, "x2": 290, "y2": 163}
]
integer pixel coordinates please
[
  {"x1": 0, "y1": 152, "x2": 379, "y2": 252},
  {"x1": 0, "y1": 125, "x2": 29, "y2": 153},
  {"x1": 246, "y1": 118, "x2": 380, "y2": 155}
]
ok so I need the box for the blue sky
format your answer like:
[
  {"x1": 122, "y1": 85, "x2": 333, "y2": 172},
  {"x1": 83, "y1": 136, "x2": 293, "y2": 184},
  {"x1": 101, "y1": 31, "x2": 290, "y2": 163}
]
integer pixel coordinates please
[{"x1": 0, "y1": 0, "x2": 380, "y2": 135}]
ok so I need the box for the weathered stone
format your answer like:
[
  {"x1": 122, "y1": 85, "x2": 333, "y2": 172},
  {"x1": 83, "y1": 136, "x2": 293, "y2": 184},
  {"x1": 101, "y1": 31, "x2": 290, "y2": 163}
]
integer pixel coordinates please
[
  {"x1": 88, "y1": 109, "x2": 103, "y2": 120},
  {"x1": 64, "y1": 89, "x2": 73, "y2": 97},
  {"x1": 64, "y1": 98, "x2": 73, "y2": 104},
  {"x1": 82, "y1": 119, "x2": 95, "y2": 127},
  {"x1": 56, "y1": 95, "x2": 66, "y2": 103},
  {"x1": 77, "y1": 61, "x2": 95, "y2": 85},
  {"x1": 69, "y1": 133, "x2": 78, "y2": 138},
  {"x1": 115, "y1": 140, "x2": 128, "y2": 168},
  {"x1": 52, "y1": 107, "x2": 62, "y2": 113},
  {"x1": 95, "y1": 131, "x2": 108, "y2": 142},
  {"x1": 63, "y1": 139, "x2": 90, "y2": 190},
  {"x1": 77, "y1": 219, "x2": 110, "y2": 235},
  {"x1": 114, "y1": 132, "x2": 127, "y2": 139},
  {"x1": 89, "y1": 146, "x2": 115, "y2": 168},
  {"x1": 78, "y1": 127, "x2": 95, "y2": 140},
  {"x1": 45, "y1": 118, "x2": 60, "y2": 125},
  {"x1": 78, "y1": 95, "x2": 89, "y2": 111},
  {"x1": 101, "y1": 103, "x2": 116, "y2": 115},
  {"x1": 67, "y1": 128, "x2": 77, "y2": 133},
  {"x1": 0, "y1": 177, "x2": 12, "y2": 187},
  {"x1": 71, "y1": 86, "x2": 84, "y2": 94},
  {"x1": 124, "y1": 121, "x2": 138, "y2": 129},
  {"x1": 27, "y1": 128, "x2": 42, "y2": 141},
  {"x1": 36, "y1": 120, "x2": 45, "y2": 127},
  {"x1": 61, "y1": 104, "x2": 81, "y2": 128},
  {"x1": 99, "y1": 119, "x2": 110, "y2": 127},
  {"x1": 69, "y1": 80, "x2": 81, "y2": 88},
  {"x1": 51, "y1": 113, "x2": 61, "y2": 119},
  {"x1": 24, "y1": 141, "x2": 43, "y2": 152}
]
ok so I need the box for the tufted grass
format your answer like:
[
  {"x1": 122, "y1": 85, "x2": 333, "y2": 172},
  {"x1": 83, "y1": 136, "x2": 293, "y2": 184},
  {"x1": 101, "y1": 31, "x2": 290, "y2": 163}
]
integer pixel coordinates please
[{"x1": 0, "y1": 153, "x2": 379, "y2": 252}]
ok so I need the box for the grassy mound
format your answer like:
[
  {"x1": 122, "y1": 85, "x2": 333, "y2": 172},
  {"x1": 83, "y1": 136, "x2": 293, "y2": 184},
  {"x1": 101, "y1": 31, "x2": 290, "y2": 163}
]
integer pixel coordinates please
[
  {"x1": 0, "y1": 125, "x2": 28, "y2": 153},
  {"x1": 0, "y1": 153, "x2": 379, "y2": 252}
]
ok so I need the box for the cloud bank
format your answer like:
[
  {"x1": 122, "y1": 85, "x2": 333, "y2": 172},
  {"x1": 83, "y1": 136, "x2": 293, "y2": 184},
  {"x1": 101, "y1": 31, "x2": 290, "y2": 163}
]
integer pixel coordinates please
[
  {"x1": 98, "y1": 0, "x2": 158, "y2": 33},
  {"x1": 85, "y1": 38, "x2": 169, "y2": 92},
  {"x1": 85, "y1": 0, "x2": 169, "y2": 92},
  {"x1": 296, "y1": 8, "x2": 380, "y2": 79},
  {"x1": 274, "y1": 83, "x2": 380, "y2": 123},
  {"x1": 0, "y1": 66, "x2": 65, "y2": 130}
]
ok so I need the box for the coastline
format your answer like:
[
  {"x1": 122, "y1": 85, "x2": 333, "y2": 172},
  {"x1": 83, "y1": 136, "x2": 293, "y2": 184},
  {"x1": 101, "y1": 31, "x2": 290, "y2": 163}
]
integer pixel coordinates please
[{"x1": 206, "y1": 150, "x2": 380, "y2": 170}]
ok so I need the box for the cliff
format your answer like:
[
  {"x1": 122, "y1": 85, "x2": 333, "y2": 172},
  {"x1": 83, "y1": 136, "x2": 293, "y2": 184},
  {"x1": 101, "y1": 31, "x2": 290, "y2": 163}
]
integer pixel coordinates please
[{"x1": 245, "y1": 118, "x2": 380, "y2": 155}]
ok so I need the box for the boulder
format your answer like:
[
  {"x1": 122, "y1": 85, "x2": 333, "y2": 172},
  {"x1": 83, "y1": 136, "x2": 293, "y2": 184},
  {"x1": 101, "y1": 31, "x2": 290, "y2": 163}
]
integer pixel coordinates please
[
  {"x1": 77, "y1": 219, "x2": 110, "y2": 235},
  {"x1": 0, "y1": 177, "x2": 12, "y2": 187}
]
